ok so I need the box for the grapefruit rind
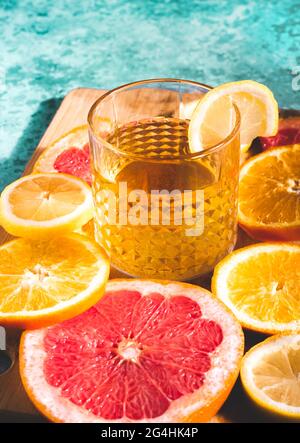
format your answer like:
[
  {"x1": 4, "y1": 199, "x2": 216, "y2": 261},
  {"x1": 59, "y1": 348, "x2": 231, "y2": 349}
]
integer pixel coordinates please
[{"x1": 20, "y1": 279, "x2": 244, "y2": 423}]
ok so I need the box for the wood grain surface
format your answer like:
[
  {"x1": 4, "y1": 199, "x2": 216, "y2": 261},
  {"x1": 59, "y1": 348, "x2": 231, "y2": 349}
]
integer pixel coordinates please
[
  {"x1": 0, "y1": 88, "x2": 287, "y2": 423},
  {"x1": 0, "y1": 88, "x2": 105, "y2": 420}
]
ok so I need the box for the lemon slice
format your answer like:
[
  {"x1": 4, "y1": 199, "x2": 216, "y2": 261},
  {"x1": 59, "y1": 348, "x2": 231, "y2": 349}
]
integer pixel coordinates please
[
  {"x1": 0, "y1": 173, "x2": 93, "y2": 239},
  {"x1": 189, "y1": 80, "x2": 279, "y2": 153},
  {"x1": 241, "y1": 334, "x2": 300, "y2": 419}
]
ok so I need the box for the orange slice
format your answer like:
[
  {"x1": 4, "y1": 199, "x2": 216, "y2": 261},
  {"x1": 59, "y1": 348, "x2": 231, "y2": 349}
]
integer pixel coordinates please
[
  {"x1": 241, "y1": 334, "x2": 300, "y2": 419},
  {"x1": 0, "y1": 234, "x2": 109, "y2": 329},
  {"x1": 0, "y1": 173, "x2": 93, "y2": 239},
  {"x1": 212, "y1": 243, "x2": 300, "y2": 334},
  {"x1": 20, "y1": 279, "x2": 244, "y2": 422},
  {"x1": 238, "y1": 145, "x2": 300, "y2": 241}
]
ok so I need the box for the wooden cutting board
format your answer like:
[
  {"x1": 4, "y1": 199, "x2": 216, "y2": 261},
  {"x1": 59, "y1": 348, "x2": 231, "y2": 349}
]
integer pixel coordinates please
[
  {"x1": 0, "y1": 87, "x2": 284, "y2": 423},
  {"x1": 0, "y1": 88, "x2": 106, "y2": 421}
]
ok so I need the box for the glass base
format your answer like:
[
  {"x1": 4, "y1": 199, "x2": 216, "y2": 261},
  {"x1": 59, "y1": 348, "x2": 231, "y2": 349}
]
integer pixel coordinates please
[{"x1": 109, "y1": 238, "x2": 236, "y2": 283}]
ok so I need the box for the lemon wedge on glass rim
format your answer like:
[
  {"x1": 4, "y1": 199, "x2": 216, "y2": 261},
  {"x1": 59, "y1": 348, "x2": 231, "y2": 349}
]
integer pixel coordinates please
[{"x1": 188, "y1": 80, "x2": 279, "y2": 153}]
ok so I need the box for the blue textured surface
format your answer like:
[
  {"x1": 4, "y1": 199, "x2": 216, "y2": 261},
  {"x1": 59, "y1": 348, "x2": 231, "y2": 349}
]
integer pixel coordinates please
[{"x1": 1, "y1": 0, "x2": 300, "y2": 189}]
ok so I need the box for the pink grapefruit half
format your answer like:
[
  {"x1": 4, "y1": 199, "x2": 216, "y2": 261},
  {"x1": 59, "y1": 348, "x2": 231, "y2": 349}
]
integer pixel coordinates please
[{"x1": 20, "y1": 279, "x2": 244, "y2": 423}]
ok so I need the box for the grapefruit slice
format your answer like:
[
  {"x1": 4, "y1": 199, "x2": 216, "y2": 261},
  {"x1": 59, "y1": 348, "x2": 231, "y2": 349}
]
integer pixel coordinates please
[
  {"x1": 260, "y1": 129, "x2": 300, "y2": 150},
  {"x1": 33, "y1": 126, "x2": 92, "y2": 185},
  {"x1": 260, "y1": 116, "x2": 300, "y2": 150},
  {"x1": 20, "y1": 279, "x2": 244, "y2": 423}
]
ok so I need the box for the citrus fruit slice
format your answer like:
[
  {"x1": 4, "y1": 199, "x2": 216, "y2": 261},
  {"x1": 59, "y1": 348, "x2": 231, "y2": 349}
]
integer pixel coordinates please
[
  {"x1": 188, "y1": 80, "x2": 278, "y2": 153},
  {"x1": 0, "y1": 234, "x2": 109, "y2": 329},
  {"x1": 20, "y1": 279, "x2": 244, "y2": 423},
  {"x1": 33, "y1": 126, "x2": 92, "y2": 185},
  {"x1": 241, "y1": 334, "x2": 300, "y2": 419},
  {"x1": 212, "y1": 243, "x2": 300, "y2": 334},
  {"x1": 260, "y1": 116, "x2": 300, "y2": 150},
  {"x1": 238, "y1": 145, "x2": 300, "y2": 241},
  {"x1": 260, "y1": 130, "x2": 300, "y2": 151},
  {"x1": 0, "y1": 173, "x2": 94, "y2": 239}
]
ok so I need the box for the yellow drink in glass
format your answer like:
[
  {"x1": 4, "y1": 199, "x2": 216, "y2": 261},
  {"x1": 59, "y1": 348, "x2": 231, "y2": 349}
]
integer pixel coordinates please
[{"x1": 88, "y1": 80, "x2": 240, "y2": 280}]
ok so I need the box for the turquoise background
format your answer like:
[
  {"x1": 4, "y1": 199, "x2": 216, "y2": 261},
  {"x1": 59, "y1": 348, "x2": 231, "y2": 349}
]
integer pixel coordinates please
[{"x1": 1, "y1": 0, "x2": 300, "y2": 189}]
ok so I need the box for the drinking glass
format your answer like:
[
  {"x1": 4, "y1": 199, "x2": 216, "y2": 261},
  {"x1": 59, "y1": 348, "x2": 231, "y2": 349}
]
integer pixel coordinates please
[{"x1": 88, "y1": 79, "x2": 240, "y2": 280}]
